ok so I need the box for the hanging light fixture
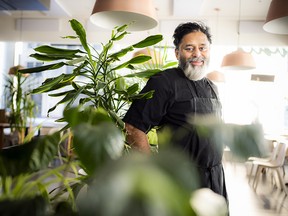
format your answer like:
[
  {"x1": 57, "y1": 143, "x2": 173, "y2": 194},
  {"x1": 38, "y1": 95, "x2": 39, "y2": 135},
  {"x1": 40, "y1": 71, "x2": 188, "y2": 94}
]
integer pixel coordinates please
[
  {"x1": 221, "y1": 0, "x2": 256, "y2": 70},
  {"x1": 90, "y1": 0, "x2": 158, "y2": 31},
  {"x1": 221, "y1": 48, "x2": 255, "y2": 70},
  {"x1": 206, "y1": 70, "x2": 225, "y2": 83},
  {"x1": 263, "y1": 0, "x2": 288, "y2": 34}
]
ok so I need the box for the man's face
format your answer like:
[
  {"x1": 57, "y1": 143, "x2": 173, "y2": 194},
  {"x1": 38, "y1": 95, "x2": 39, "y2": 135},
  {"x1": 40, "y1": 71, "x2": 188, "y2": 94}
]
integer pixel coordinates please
[{"x1": 175, "y1": 31, "x2": 210, "y2": 81}]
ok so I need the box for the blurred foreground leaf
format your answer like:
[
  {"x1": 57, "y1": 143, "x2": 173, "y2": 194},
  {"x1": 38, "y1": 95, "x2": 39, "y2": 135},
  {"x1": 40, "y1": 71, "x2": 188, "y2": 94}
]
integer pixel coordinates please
[{"x1": 77, "y1": 149, "x2": 199, "y2": 216}]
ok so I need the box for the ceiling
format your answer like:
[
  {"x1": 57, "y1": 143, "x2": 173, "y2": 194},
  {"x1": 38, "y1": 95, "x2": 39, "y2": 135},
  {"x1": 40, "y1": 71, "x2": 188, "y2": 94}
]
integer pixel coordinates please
[
  {"x1": 0, "y1": 0, "x2": 271, "y2": 25},
  {"x1": 1, "y1": 0, "x2": 287, "y2": 46}
]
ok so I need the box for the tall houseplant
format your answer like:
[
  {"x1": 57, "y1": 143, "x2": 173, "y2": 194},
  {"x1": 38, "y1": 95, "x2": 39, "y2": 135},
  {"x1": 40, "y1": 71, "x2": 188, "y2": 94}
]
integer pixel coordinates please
[{"x1": 19, "y1": 19, "x2": 163, "y2": 131}]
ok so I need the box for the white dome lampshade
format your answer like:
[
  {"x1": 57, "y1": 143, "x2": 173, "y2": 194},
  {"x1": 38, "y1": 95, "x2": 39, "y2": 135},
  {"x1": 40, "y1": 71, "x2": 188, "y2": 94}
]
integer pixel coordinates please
[
  {"x1": 90, "y1": 0, "x2": 158, "y2": 31},
  {"x1": 206, "y1": 71, "x2": 225, "y2": 83},
  {"x1": 263, "y1": 0, "x2": 288, "y2": 34},
  {"x1": 221, "y1": 48, "x2": 256, "y2": 70}
]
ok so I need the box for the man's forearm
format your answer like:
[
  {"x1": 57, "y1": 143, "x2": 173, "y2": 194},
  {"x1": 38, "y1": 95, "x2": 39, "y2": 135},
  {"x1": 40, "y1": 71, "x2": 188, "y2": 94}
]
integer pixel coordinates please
[{"x1": 125, "y1": 123, "x2": 151, "y2": 154}]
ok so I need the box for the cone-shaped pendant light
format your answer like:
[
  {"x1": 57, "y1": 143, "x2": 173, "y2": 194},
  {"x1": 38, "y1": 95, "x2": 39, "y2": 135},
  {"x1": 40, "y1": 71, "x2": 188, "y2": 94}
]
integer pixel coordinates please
[
  {"x1": 206, "y1": 70, "x2": 225, "y2": 82},
  {"x1": 263, "y1": 0, "x2": 288, "y2": 34},
  {"x1": 221, "y1": 48, "x2": 255, "y2": 70},
  {"x1": 90, "y1": 0, "x2": 158, "y2": 31},
  {"x1": 221, "y1": 0, "x2": 256, "y2": 70}
]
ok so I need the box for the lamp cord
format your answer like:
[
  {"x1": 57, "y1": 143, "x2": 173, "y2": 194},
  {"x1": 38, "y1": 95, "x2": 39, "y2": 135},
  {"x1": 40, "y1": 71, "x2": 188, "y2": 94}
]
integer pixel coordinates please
[{"x1": 237, "y1": 0, "x2": 241, "y2": 47}]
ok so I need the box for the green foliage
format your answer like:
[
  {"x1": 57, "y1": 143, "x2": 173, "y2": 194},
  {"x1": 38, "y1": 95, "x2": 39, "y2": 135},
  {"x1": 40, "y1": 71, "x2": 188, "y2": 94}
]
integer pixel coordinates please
[
  {"x1": 4, "y1": 71, "x2": 37, "y2": 143},
  {"x1": 0, "y1": 132, "x2": 60, "y2": 177},
  {"x1": 189, "y1": 115, "x2": 267, "y2": 159},
  {"x1": 19, "y1": 19, "x2": 163, "y2": 131},
  {"x1": 77, "y1": 150, "x2": 199, "y2": 216},
  {"x1": 0, "y1": 19, "x2": 267, "y2": 216},
  {"x1": 0, "y1": 196, "x2": 49, "y2": 216},
  {"x1": 62, "y1": 107, "x2": 125, "y2": 175},
  {"x1": 0, "y1": 132, "x2": 79, "y2": 203}
]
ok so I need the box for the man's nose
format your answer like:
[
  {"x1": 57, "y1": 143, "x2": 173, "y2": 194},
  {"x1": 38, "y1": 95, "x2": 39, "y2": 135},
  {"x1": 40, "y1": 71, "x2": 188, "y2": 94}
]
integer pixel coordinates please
[{"x1": 192, "y1": 48, "x2": 201, "y2": 57}]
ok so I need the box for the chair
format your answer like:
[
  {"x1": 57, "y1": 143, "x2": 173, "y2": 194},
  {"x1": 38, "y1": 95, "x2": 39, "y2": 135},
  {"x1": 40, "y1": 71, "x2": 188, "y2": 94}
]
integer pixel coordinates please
[
  {"x1": 252, "y1": 142, "x2": 288, "y2": 195},
  {"x1": 246, "y1": 140, "x2": 281, "y2": 183}
]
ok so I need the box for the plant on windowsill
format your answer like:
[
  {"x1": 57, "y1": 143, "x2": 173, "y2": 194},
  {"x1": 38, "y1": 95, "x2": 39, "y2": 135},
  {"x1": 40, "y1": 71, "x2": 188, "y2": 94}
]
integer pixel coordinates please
[{"x1": 4, "y1": 67, "x2": 37, "y2": 145}]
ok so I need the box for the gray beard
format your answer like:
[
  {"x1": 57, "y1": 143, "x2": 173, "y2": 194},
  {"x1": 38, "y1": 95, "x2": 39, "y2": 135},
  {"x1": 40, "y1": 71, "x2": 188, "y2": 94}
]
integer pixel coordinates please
[{"x1": 179, "y1": 57, "x2": 208, "y2": 81}]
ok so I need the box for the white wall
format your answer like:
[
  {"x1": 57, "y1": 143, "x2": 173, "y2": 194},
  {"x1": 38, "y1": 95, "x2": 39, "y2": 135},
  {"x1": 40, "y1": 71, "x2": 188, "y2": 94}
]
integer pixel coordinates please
[{"x1": 0, "y1": 17, "x2": 288, "y2": 46}]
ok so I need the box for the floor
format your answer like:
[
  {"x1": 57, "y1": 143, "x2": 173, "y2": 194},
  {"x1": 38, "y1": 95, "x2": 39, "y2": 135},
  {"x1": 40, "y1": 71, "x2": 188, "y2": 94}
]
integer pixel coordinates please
[{"x1": 224, "y1": 161, "x2": 288, "y2": 216}]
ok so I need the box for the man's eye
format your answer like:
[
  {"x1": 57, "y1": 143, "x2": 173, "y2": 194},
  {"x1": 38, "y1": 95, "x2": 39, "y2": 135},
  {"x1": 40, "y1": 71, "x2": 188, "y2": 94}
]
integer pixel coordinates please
[
  {"x1": 200, "y1": 47, "x2": 207, "y2": 51},
  {"x1": 185, "y1": 48, "x2": 194, "y2": 52}
]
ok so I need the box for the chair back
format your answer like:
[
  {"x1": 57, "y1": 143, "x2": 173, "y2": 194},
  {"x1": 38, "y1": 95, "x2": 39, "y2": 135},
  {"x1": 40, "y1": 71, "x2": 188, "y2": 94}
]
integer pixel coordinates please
[
  {"x1": 271, "y1": 141, "x2": 281, "y2": 160},
  {"x1": 273, "y1": 142, "x2": 287, "y2": 167}
]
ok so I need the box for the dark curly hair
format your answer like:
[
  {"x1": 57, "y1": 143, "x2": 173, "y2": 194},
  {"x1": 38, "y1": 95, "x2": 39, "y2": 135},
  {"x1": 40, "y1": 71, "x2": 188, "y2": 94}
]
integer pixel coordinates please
[{"x1": 173, "y1": 21, "x2": 212, "y2": 49}]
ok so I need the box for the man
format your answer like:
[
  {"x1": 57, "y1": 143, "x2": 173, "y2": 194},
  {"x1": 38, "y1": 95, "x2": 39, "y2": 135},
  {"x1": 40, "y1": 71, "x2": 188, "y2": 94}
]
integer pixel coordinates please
[{"x1": 123, "y1": 22, "x2": 228, "y2": 201}]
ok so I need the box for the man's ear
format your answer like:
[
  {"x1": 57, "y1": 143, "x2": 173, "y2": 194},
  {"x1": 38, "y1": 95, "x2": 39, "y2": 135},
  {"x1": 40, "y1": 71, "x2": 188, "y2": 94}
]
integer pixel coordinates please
[{"x1": 175, "y1": 48, "x2": 179, "y2": 59}]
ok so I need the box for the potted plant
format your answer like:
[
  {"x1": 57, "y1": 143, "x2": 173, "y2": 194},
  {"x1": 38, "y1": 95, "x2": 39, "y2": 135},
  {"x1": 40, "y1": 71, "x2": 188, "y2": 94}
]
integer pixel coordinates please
[
  {"x1": 19, "y1": 19, "x2": 164, "y2": 132},
  {"x1": 4, "y1": 66, "x2": 37, "y2": 145}
]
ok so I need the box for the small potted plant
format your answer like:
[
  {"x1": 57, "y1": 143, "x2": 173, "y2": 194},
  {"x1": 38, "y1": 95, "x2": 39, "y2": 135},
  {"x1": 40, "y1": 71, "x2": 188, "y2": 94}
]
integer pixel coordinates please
[{"x1": 4, "y1": 65, "x2": 37, "y2": 145}]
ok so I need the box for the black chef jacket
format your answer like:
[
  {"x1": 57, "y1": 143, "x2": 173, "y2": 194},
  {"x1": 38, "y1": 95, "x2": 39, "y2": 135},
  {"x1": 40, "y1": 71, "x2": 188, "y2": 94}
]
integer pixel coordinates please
[{"x1": 123, "y1": 67, "x2": 228, "y2": 200}]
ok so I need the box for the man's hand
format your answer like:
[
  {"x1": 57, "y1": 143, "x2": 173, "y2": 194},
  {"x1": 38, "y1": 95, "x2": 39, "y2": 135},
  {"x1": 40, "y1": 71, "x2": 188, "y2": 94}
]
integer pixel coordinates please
[{"x1": 125, "y1": 123, "x2": 151, "y2": 154}]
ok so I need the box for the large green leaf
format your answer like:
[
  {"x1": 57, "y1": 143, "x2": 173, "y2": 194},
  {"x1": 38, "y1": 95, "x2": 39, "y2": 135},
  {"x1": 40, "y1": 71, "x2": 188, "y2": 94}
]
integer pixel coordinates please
[
  {"x1": 111, "y1": 31, "x2": 129, "y2": 41},
  {"x1": 115, "y1": 24, "x2": 129, "y2": 33},
  {"x1": 192, "y1": 116, "x2": 267, "y2": 159},
  {"x1": 124, "y1": 69, "x2": 162, "y2": 79},
  {"x1": 31, "y1": 74, "x2": 66, "y2": 94},
  {"x1": 18, "y1": 62, "x2": 66, "y2": 74},
  {"x1": 0, "y1": 196, "x2": 49, "y2": 216},
  {"x1": 126, "y1": 83, "x2": 139, "y2": 95},
  {"x1": 108, "y1": 46, "x2": 134, "y2": 59},
  {"x1": 63, "y1": 107, "x2": 112, "y2": 128},
  {"x1": 69, "y1": 19, "x2": 90, "y2": 57},
  {"x1": 47, "y1": 90, "x2": 79, "y2": 114},
  {"x1": 162, "y1": 61, "x2": 178, "y2": 69},
  {"x1": 34, "y1": 45, "x2": 84, "y2": 55},
  {"x1": 30, "y1": 53, "x2": 81, "y2": 61},
  {"x1": 29, "y1": 132, "x2": 61, "y2": 170},
  {"x1": 73, "y1": 122, "x2": 124, "y2": 175},
  {"x1": 132, "y1": 35, "x2": 163, "y2": 48},
  {"x1": 77, "y1": 150, "x2": 198, "y2": 216},
  {"x1": 0, "y1": 132, "x2": 60, "y2": 177},
  {"x1": 112, "y1": 56, "x2": 152, "y2": 70},
  {"x1": 128, "y1": 90, "x2": 155, "y2": 100}
]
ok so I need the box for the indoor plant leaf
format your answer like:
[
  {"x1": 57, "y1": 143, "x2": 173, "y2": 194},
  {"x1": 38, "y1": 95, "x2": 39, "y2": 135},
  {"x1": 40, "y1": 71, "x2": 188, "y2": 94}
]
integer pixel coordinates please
[
  {"x1": 34, "y1": 45, "x2": 84, "y2": 55},
  {"x1": 123, "y1": 69, "x2": 162, "y2": 79},
  {"x1": 31, "y1": 74, "x2": 66, "y2": 94},
  {"x1": 72, "y1": 122, "x2": 124, "y2": 175},
  {"x1": 0, "y1": 132, "x2": 61, "y2": 177},
  {"x1": 132, "y1": 34, "x2": 163, "y2": 48},
  {"x1": 69, "y1": 19, "x2": 91, "y2": 57},
  {"x1": 18, "y1": 62, "x2": 66, "y2": 74},
  {"x1": 112, "y1": 56, "x2": 152, "y2": 70},
  {"x1": 30, "y1": 53, "x2": 82, "y2": 61}
]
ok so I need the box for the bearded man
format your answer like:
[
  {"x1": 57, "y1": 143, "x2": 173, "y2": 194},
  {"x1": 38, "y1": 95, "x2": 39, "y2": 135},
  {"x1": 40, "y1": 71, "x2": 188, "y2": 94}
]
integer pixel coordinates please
[{"x1": 123, "y1": 22, "x2": 228, "y2": 203}]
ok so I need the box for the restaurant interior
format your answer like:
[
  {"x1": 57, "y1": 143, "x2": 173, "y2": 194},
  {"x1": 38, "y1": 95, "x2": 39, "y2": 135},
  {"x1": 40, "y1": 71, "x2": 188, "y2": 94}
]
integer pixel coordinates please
[{"x1": 0, "y1": 0, "x2": 288, "y2": 215}]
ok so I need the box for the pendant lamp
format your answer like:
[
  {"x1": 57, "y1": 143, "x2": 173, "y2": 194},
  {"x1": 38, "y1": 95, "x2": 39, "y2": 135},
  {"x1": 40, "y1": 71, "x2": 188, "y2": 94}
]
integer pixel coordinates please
[
  {"x1": 221, "y1": 0, "x2": 256, "y2": 70},
  {"x1": 221, "y1": 48, "x2": 255, "y2": 70},
  {"x1": 206, "y1": 70, "x2": 225, "y2": 83},
  {"x1": 263, "y1": 0, "x2": 288, "y2": 34},
  {"x1": 90, "y1": 0, "x2": 158, "y2": 31}
]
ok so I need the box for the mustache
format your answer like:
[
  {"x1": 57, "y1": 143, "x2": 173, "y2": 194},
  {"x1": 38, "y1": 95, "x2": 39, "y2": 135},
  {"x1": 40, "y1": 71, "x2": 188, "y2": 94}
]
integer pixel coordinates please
[{"x1": 187, "y1": 57, "x2": 205, "y2": 63}]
